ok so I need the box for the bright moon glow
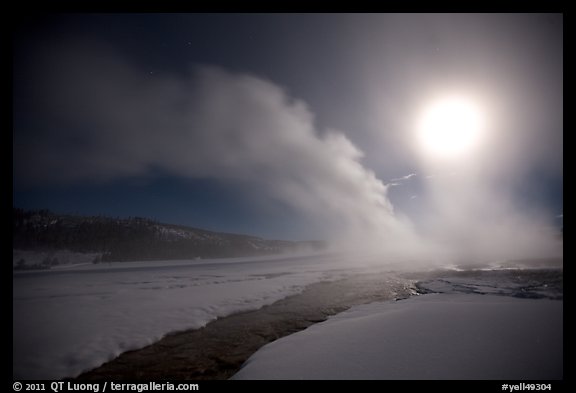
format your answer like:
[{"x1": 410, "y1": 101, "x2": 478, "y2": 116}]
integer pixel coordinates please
[{"x1": 417, "y1": 96, "x2": 484, "y2": 158}]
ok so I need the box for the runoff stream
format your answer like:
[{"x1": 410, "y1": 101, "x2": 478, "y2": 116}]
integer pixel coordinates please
[
  {"x1": 74, "y1": 261, "x2": 562, "y2": 381},
  {"x1": 75, "y1": 271, "x2": 415, "y2": 380}
]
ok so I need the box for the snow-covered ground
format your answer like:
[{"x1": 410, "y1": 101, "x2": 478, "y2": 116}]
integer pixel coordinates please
[
  {"x1": 232, "y1": 293, "x2": 562, "y2": 380},
  {"x1": 13, "y1": 252, "x2": 562, "y2": 380},
  {"x1": 13, "y1": 252, "x2": 391, "y2": 380}
]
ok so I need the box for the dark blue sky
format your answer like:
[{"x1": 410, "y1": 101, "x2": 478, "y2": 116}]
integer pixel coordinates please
[{"x1": 13, "y1": 13, "x2": 563, "y2": 241}]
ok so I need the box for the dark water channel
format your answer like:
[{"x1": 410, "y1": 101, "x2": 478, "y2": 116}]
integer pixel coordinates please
[
  {"x1": 75, "y1": 264, "x2": 562, "y2": 380},
  {"x1": 76, "y1": 272, "x2": 415, "y2": 380}
]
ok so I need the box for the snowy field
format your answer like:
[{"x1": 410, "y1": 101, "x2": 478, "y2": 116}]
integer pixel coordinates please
[
  {"x1": 13, "y1": 252, "x2": 562, "y2": 380},
  {"x1": 13, "y1": 252, "x2": 392, "y2": 380},
  {"x1": 232, "y1": 293, "x2": 562, "y2": 380}
]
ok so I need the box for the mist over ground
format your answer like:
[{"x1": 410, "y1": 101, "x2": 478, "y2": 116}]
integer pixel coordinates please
[{"x1": 12, "y1": 15, "x2": 563, "y2": 383}]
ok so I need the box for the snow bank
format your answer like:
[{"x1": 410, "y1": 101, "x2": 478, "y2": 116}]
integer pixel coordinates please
[
  {"x1": 232, "y1": 294, "x2": 562, "y2": 380},
  {"x1": 13, "y1": 253, "x2": 379, "y2": 380}
]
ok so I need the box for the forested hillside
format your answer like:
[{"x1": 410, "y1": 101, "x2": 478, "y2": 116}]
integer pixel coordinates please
[{"x1": 13, "y1": 208, "x2": 324, "y2": 263}]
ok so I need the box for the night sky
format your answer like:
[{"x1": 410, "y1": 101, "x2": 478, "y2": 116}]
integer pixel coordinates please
[{"x1": 13, "y1": 13, "x2": 562, "y2": 244}]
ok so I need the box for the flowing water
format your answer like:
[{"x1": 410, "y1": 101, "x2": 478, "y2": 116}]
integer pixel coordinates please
[
  {"x1": 75, "y1": 272, "x2": 415, "y2": 380},
  {"x1": 75, "y1": 263, "x2": 562, "y2": 380}
]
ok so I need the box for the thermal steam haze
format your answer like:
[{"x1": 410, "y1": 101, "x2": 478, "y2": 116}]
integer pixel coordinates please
[{"x1": 13, "y1": 14, "x2": 562, "y2": 264}]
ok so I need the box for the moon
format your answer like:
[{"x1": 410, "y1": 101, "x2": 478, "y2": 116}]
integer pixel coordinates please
[{"x1": 417, "y1": 96, "x2": 484, "y2": 159}]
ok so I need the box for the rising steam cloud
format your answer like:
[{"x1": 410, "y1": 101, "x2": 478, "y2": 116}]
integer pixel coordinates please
[
  {"x1": 14, "y1": 39, "x2": 561, "y2": 262},
  {"x1": 14, "y1": 40, "x2": 416, "y2": 252}
]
